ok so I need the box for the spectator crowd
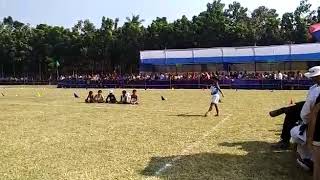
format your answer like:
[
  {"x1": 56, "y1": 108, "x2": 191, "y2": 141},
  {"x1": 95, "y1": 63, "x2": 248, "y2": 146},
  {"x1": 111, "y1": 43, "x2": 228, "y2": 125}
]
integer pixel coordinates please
[
  {"x1": 0, "y1": 71, "x2": 309, "y2": 87},
  {"x1": 59, "y1": 71, "x2": 307, "y2": 82}
]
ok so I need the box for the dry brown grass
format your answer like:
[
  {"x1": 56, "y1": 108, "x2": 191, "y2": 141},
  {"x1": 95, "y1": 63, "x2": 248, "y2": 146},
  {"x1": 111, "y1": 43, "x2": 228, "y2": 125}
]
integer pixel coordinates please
[{"x1": 0, "y1": 86, "x2": 312, "y2": 179}]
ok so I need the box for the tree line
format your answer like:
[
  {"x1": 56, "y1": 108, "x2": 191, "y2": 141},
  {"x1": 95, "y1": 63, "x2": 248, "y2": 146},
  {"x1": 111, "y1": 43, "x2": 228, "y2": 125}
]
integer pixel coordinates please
[{"x1": 0, "y1": 0, "x2": 319, "y2": 79}]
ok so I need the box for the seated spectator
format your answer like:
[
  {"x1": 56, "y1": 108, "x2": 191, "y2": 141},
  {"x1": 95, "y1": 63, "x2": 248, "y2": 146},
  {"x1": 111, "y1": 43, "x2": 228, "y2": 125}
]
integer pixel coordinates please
[
  {"x1": 269, "y1": 101, "x2": 305, "y2": 149},
  {"x1": 130, "y1": 89, "x2": 139, "y2": 105},
  {"x1": 94, "y1": 90, "x2": 104, "y2": 103},
  {"x1": 307, "y1": 102, "x2": 320, "y2": 180},
  {"x1": 106, "y1": 90, "x2": 117, "y2": 104},
  {"x1": 119, "y1": 90, "x2": 130, "y2": 104},
  {"x1": 291, "y1": 66, "x2": 320, "y2": 171},
  {"x1": 85, "y1": 91, "x2": 94, "y2": 103}
]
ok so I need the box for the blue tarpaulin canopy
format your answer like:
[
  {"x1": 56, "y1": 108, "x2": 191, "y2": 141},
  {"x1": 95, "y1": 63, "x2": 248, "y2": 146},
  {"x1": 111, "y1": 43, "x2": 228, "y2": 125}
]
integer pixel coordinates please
[{"x1": 140, "y1": 43, "x2": 320, "y2": 65}]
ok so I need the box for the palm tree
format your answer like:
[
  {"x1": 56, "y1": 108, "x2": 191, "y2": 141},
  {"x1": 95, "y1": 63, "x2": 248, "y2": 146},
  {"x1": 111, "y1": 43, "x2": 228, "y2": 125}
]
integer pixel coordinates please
[{"x1": 125, "y1": 15, "x2": 144, "y2": 26}]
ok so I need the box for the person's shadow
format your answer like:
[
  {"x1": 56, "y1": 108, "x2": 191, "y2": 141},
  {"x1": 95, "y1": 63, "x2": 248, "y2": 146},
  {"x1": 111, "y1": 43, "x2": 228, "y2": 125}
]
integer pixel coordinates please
[
  {"x1": 141, "y1": 141, "x2": 310, "y2": 180},
  {"x1": 168, "y1": 113, "x2": 205, "y2": 117}
]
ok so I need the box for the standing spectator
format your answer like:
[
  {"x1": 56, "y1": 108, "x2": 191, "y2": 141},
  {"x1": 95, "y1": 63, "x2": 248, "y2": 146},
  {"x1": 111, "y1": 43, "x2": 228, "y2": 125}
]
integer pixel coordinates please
[
  {"x1": 273, "y1": 72, "x2": 277, "y2": 80},
  {"x1": 278, "y1": 71, "x2": 283, "y2": 80},
  {"x1": 298, "y1": 71, "x2": 304, "y2": 80},
  {"x1": 283, "y1": 72, "x2": 288, "y2": 80}
]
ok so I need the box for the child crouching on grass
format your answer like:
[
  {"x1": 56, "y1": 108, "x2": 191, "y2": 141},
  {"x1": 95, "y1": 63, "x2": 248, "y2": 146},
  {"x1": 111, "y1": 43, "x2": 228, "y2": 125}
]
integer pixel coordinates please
[
  {"x1": 119, "y1": 90, "x2": 130, "y2": 104},
  {"x1": 130, "y1": 89, "x2": 139, "y2": 105},
  {"x1": 85, "y1": 91, "x2": 94, "y2": 103},
  {"x1": 106, "y1": 90, "x2": 117, "y2": 104},
  {"x1": 94, "y1": 90, "x2": 104, "y2": 103}
]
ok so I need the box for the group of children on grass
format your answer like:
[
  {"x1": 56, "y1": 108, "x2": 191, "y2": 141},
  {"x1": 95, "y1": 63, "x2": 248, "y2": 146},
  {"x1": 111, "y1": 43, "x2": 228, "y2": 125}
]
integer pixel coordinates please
[{"x1": 85, "y1": 89, "x2": 138, "y2": 105}]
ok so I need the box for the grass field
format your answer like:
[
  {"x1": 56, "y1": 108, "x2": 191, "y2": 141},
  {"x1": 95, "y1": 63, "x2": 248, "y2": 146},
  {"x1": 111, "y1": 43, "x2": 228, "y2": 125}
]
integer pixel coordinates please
[{"x1": 0, "y1": 86, "x2": 313, "y2": 180}]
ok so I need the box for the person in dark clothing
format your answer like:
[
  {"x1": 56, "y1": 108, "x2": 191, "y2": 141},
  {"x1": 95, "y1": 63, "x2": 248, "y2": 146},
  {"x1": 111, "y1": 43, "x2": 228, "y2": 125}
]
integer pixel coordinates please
[
  {"x1": 269, "y1": 101, "x2": 305, "y2": 149},
  {"x1": 85, "y1": 91, "x2": 94, "y2": 103},
  {"x1": 106, "y1": 90, "x2": 117, "y2": 104}
]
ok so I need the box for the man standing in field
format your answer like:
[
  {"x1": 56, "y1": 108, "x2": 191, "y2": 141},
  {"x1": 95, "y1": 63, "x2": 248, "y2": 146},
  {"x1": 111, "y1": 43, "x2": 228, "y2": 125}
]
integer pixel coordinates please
[{"x1": 205, "y1": 76, "x2": 224, "y2": 117}]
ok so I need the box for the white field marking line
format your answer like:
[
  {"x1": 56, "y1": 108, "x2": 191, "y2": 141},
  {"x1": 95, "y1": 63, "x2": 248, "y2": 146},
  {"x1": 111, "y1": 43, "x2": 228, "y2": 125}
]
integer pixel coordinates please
[{"x1": 147, "y1": 114, "x2": 232, "y2": 178}]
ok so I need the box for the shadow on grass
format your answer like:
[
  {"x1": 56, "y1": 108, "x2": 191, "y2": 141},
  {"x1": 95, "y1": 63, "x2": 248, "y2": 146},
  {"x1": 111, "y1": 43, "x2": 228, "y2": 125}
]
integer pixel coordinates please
[
  {"x1": 168, "y1": 113, "x2": 205, "y2": 117},
  {"x1": 268, "y1": 129, "x2": 281, "y2": 133},
  {"x1": 77, "y1": 102, "x2": 87, "y2": 104},
  {"x1": 268, "y1": 129, "x2": 282, "y2": 136},
  {"x1": 141, "y1": 141, "x2": 310, "y2": 180},
  {"x1": 77, "y1": 102, "x2": 119, "y2": 105}
]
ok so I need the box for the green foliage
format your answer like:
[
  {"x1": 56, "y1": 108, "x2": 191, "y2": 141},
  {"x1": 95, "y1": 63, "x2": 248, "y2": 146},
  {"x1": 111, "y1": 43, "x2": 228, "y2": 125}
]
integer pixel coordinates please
[{"x1": 0, "y1": 0, "x2": 319, "y2": 78}]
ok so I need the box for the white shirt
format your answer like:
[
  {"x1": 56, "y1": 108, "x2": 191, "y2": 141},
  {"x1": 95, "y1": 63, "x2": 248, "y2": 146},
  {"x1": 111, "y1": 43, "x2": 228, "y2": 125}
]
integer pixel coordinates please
[
  {"x1": 301, "y1": 84, "x2": 320, "y2": 124},
  {"x1": 126, "y1": 93, "x2": 131, "y2": 102},
  {"x1": 210, "y1": 84, "x2": 220, "y2": 96},
  {"x1": 278, "y1": 73, "x2": 283, "y2": 80}
]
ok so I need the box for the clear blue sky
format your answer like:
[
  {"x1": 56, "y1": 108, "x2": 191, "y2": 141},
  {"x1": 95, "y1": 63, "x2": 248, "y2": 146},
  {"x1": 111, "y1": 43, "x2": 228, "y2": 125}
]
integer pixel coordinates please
[{"x1": 1, "y1": 0, "x2": 319, "y2": 28}]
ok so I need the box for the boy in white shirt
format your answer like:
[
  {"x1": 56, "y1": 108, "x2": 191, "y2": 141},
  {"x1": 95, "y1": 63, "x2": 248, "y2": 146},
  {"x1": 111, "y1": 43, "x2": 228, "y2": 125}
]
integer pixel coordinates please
[{"x1": 205, "y1": 77, "x2": 224, "y2": 117}]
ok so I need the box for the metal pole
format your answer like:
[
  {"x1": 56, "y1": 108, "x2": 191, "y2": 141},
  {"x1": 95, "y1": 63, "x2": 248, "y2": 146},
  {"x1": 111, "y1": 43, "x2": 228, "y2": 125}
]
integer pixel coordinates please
[
  {"x1": 56, "y1": 67, "x2": 59, "y2": 81},
  {"x1": 145, "y1": 79, "x2": 147, "y2": 90},
  {"x1": 289, "y1": 43, "x2": 292, "y2": 72},
  {"x1": 253, "y1": 47, "x2": 257, "y2": 73},
  {"x1": 39, "y1": 61, "x2": 42, "y2": 81},
  {"x1": 1, "y1": 64, "x2": 3, "y2": 78},
  {"x1": 220, "y1": 48, "x2": 224, "y2": 71},
  {"x1": 164, "y1": 47, "x2": 167, "y2": 65},
  {"x1": 13, "y1": 62, "x2": 15, "y2": 78},
  {"x1": 254, "y1": 62, "x2": 257, "y2": 73}
]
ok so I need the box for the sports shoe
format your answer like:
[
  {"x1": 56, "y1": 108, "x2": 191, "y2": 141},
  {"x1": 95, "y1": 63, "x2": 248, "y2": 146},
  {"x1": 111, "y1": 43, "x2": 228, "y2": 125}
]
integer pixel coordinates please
[{"x1": 297, "y1": 158, "x2": 313, "y2": 171}]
